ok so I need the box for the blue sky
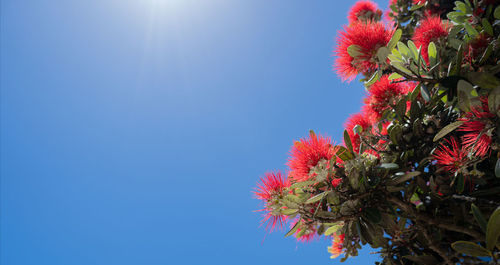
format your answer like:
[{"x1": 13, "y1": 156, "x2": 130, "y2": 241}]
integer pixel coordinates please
[{"x1": 1, "y1": 1, "x2": 387, "y2": 264}]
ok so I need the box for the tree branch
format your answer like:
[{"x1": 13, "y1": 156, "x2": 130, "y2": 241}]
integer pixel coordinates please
[{"x1": 388, "y1": 65, "x2": 439, "y2": 84}]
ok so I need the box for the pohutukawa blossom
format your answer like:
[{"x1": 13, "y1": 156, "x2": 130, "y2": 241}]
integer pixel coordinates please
[
  {"x1": 458, "y1": 98, "x2": 495, "y2": 157},
  {"x1": 465, "y1": 34, "x2": 491, "y2": 63},
  {"x1": 331, "y1": 177, "x2": 342, "y2": 188},
  {"x1": 363, "y1": 75, "x2": 413, "y2": 121},
  {"x1": 287, "y1": 131, "x2": 337, "y2": 182},
  {"x1": 412, "y1": 16, "x2": 451, "y2": 63},
  {"x1": 254, "y1": 172, "x2": 290, "y2": 231},
  {"x1": 334, "y1": 21, "x2": 394, "y2": 82},
  {"x1": 347, "y1": 1, "x2": 382, "y2": 24},
  {"x1": 344, "y1": 112, "x2": 371, "y2": 153},
  {"x1": 432, "y1": 137, "x2": 468, "y2": 174},
  {"x1": 385, "y1": 0, "x2": 398, "y2": 21},
  {"x1": 292, "y1": 219, "x2": 318, "y2": 242},
  {"x1": 328, "y1": 233, "x2": 345, "y2": 259}
]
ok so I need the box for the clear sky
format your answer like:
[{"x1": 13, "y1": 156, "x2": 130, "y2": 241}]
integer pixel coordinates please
[{"x1": 1, "y1": 1, "x2": 387, "y2": 264}]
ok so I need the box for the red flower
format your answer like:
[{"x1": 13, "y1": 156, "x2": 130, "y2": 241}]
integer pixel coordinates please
[
  {"x1": 344, "y1": 112, "x2": 371, "y2": 153},
  {"x1": 363, "y1": 75, "x2": 413, "y2": 121},
  {"x1": 331, "y1": 178, "x2": 342, "y2": 187},
  {"x1": 412, "y1": 16, "x2": 451, "y2": 63},
  {"x1": 413, "y1": 0, "x2": 425, "y2": 4},
  {"x1": 287, "y1": 131, "x2": 337, "y2": 182},
  {"x1": 292, "y1": 219, "x2": 317, "y2": 242},
  {"x1": 334, "y1": 21, "x2": 394, "y2": 82},
  {"x1": 348, "y1": 1, "x2": 382, "y2": 24},
  {"x1": 254, "y1": 172, "x2": 290, "y2": 231},
  {"x1": 458, "y1": 98, "x2": 495, "y2": 157},
  {"x1": 385, "y1": 0, "x2": 398, "y2": 21},
  {"x1": 433, "y1": 137, "x2": 468, "y2": 174},
  {"x1": 328, "y1": 233, "x2": 345, "y2": 259},
  {"x1": 465, "y1": 34, "x2": 491, "y2": 63}
]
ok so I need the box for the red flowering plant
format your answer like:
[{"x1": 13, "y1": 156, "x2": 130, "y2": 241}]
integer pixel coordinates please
[{"x1": 254, "y1": 1, "x2": 500, "y2": 264}]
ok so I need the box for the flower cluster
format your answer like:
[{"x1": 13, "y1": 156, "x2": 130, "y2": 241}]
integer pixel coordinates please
[
  {"x1": 348, "y1": 0, "x2": 382, "y2": 24},
  {"x1": 254, "y1": 0, "x2": 500, "y2": 262},
  {"x1": 334, "y1": 21, "x2": 393, "y2": 82},
  {"x1": 412, "y1": 15, "x2": 451, "y2": 63},
  {"x1": 254, "y1": 172, "x2": 290, "y2": 231},
  {"x1": 287, "y1": 131, "x2": 337, "y2": 182},
  {"x1": 328, "y1": 233, "x2": 345, "y2": 259}
]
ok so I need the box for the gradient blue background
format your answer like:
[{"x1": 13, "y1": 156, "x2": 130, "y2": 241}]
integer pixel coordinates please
[{"x1": 1, "y1": 1, "x2": 387, "y2": 264}]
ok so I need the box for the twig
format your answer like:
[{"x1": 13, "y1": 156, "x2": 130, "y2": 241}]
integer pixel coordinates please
[
  {"x1": 389, "y1": 65, "x2": 439, "y2": 84},
  {"x1": 451, "y1": 194, "x2": 500, "y2": 206}
]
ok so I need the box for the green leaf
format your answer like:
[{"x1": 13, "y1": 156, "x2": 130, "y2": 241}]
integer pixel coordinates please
[
  {"x1": 336, "y1": 145, "x2": 354, "y2": 161},
  {"x1": 397, "y1": 42, "x2": 410, "y2": 59},
  {"x1": 458, "y1": 79, "x2": 476, "y2": 95},
  {"x1": 448, "y1": 38, "x2": 463, "y2": 50},
  {"x1": 407, "y1": 40, "x2": 419, "y2": 60},
  {"x1": 395, "y1": 98, "x2": 407, "y2": 121},
  {"x1": 388, "y1": 73, "x2": 403, "y2": 80},
  {"x1": 324, "y1": 224, "x2": 343, "y2": 236},
  {"x1": 447, "y1": 12, "x2": 467, "y2": 24},
  {"x1": 458, "y1": 90, "x2": 471, "y2": 112},
  {"x1": 433, "y1": 121, "x2": 465, "y2": 142},
  {"x1": 389, "y1": 124, "x2": 402, "y2": 145},
  {"x1": 305, "y1": 191, "x2": 328, "y2": 204},
  {"x1": 344, "y1": 130, "x2": 354, "y2": 154},
  {"x1": 285, "y1": 194, "x2": 302, "y2": 203},
  {"x1": 464, "y1": 23, "x2": 479, "y2": 37},
  {"x1": 488, "y1": 87, "x2": 500, "y2": 116},
  {"x1": 347, "y1": 45, "x2": 363, "y2": 58},
  {"x1": 387, "y1": 29, "x2": 402, "y2": 51},
  {"x1": 387, "y1": 171, "x2": 421, "y2": 185},
  {"x1": 388, "y1": 54, "x2": 403, "y2": 63},
  {"x1": 365, "y1": 70, "x2": 381, "y2": 86},
  {"x1": 482, "y1": 18, "x2": 494, "y2": 36},
  {"x1": 420, "y1": 84, "x2": 431, "y2": 102},
  {"x1": 428, "y1": 42, "x2": 437, "y2": 66},
  {"x1": 376, "y1": 47, "x2": 390, "y2": 64},
  {"x1": 284, "y1": 220, "x2": 300, "y2": 237},
  {"x1": 410, "y1": 83, "x2": 422, "y2": 101},
  {"x1": 391, "y1": 61, "x2": 413, "y2": 75},
  {"x1": 409, "y1": 99, "x2": 422, "y2": 118},
  {"x1": 316, "y1": 210, "x2": 337, "y2": 218},
  {"x1": 471, "y1": 203, "x2": 487, "y2": 233},
  {"x1": 494, "y1": 6, "x2": 500, "y2": 19},
  {"x1": 409, "y1": 3, "x2": 424, "y2": 11},
  {"x1": 451, "y1": 241, "x2": 491, "y2": 257},
  {"x1": 486, "y1": 207, "x2": 500, "y2": 250},
  {"x1": 479, "y1": 44, "x2": 493, "y2": 65},
  {"x1": 452, "y1": 44, "x2": 464, "y2": 74},
  {"x1": 282, "y1": 208, "x2": 299, "y2": 215},
  {"x1": 455, "y1": 1, "x2": 468, "y2": 13},
  {"x1": 467, "y1": 72, "x2": 500, "y2": 89},
  {"x1": 290, "y1": 180, "x2": 316, "y2": 189},
  {"x1": 353, "y1": 124, "x2": 363, "y2": 135}
]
